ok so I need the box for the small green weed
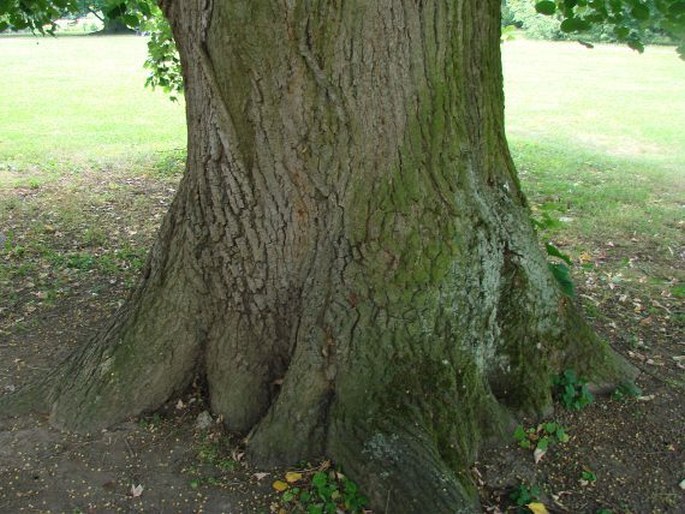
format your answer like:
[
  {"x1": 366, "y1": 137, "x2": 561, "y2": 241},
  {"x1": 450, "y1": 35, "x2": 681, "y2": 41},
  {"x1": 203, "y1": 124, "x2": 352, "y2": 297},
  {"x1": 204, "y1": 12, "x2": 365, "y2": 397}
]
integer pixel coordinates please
[
  {"x1": 183, "y1": 434, "x2": 240, "y2": 490},
  {"x1": 513, "y1": 421, "x2": 570, "y2": 453},
  {"x1": 509, "y1": 483, "x2": 541, "y2": 508},
  {"x1": 153, "y1": 149, "x2": 186, "y2": 177},
  {"x1": 553, "y1": 369, "x2": 593, "y2": 410},
  {"x1": 138, "y1": 413, "x2": 163, "y2": 431},
  {"x1": 670, "y1": 283, "x2": 685, "y2": 299},
  {"x1": 197, "y1": 435, "x2": 238, "y2": 470},
  {"x1": 272, "y1": 465, "x2": 368, "y2": 514},
  {"x1": 611, "y1": 381, "x2": 642, "y2": 401},
  {"x1": 581, "y1": 469, "x2": 597, "y2": 485},
  {"x1": 189, "y1": 475, "x2": 221, "y2": 489}
]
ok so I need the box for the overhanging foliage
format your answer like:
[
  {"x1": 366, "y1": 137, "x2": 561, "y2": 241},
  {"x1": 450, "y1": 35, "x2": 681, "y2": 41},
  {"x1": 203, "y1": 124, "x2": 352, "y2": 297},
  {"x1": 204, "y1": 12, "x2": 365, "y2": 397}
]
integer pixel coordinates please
[{"x1": 534, "y1": 0, "x2": 685, "y2": 55}]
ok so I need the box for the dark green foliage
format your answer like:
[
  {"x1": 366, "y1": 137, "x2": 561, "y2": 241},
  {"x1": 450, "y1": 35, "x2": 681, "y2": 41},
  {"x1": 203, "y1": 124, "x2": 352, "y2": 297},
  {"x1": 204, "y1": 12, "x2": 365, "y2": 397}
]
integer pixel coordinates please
[
  {"x1": 611, "y1": 380, "x2": 642, "y2": 400},
  {"x1": 554, "y1": 369, "x2": 594, "y2": 410},
  {"x1": 536, "y1": 1, "x2": 559, "y2": 15},
  {"x1": 544, "y1": 242, "x2": 572, "y2": 265},
  {"x1": 581, "y1": 469, "x2": 598, "y2": 483},
  {"x1": 504, "y1": 0, "x2": 566, "y2": 39},
  {"x1": 531, "y1": 0, "x2": 685, "y2": 57},
  {"x1": 513, "y1": 421, "x2": 570, "y2": 451},
  {"x1": 509, "y1": 483, "x2": 542, "y2": 508},
  {"x1": 548, "y1": 261, "x2": 575, "y2": 297},
  {"x1": 533, "y1": 212, "x2": 576, "y2": 297},
  {"x1": 0, "y1": 0, "x2": 77, "y2": 33},
  {"x1": 142, "y1": 11, "x2": 183, "y2": 101},
  {"x1": 276, "y1": 470, "x2": 368, "y2": 514}
]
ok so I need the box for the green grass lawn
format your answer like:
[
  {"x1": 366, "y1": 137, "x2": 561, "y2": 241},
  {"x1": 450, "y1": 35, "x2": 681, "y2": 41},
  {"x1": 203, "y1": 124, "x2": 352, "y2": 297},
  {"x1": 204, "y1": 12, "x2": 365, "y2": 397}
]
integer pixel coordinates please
[
  {"x1": 502, "y1": 39, "x2": 684, "y2": 260},
  {"x1": 0, "y1": 35, "x2": 186, "y2": 178},
  {"x1": 0, "y1": 34, "x2": 682, "y2": 269}
]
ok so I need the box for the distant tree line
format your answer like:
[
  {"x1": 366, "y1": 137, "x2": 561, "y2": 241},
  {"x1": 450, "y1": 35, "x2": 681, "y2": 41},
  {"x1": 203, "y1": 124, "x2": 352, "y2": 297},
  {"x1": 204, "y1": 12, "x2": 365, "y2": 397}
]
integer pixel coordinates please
[{"x1": 503, "y1": 0, "x2": 678, "y2": 47}]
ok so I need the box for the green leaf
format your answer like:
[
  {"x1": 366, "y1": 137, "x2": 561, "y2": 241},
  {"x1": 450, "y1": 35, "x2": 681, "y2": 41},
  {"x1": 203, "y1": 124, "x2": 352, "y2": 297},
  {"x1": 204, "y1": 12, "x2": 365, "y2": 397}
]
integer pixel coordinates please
[
  {"x1": 581, "y1": 470, "x2": 597, "y2": 482},
  {"x1": 122, "y1": 14, "x2": 140, "y2": 28},
  {"x1": 548, "y1": 262, "x2": 575, "y2": 297},
  {"x1": 105, "y1": 2, "x2": 127, "y2": 19},
  {"x1": 560, "y1": 17, "x2": 591, "y2": 32},
  {"x1": 537, "y1": 436, "x2": 550, "y2": 450},
  {"x1": 138, "y1": 1, "x2": 152, "y2": 17},
  {"x1": 614, "y1": 25, "x2": 630, "y2": 39},
  {"x1": 535, "y1": 1, "x2": 557, "y2": 15},
  {"x1": 513, "y1": 425, "x2": 528, "y2": 442},
  {"x1": 545, "y1": 242, "x2": 573, "y2": 265},
  {"x1": 631, "y1": 4, "x2": 650, "y2": 21},
  {"x1": 670, "y1": 2, "x2": 685, "y2": 15},
  {"x1": 557, "y1": 427, "x2": 570, "y2": 442},
  {"x1": 308, "y1": 505, "x2": 323, "y2": 514},
  {"x1": 312, "y1": 472, "x2": 327, "y2": 488}
]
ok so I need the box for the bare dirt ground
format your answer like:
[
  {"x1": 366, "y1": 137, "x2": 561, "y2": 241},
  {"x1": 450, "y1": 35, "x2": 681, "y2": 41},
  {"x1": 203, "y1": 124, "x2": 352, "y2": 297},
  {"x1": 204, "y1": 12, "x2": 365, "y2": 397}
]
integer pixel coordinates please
[{"x1": 1, "y1": 173, "x2": 683, "y2": 513}]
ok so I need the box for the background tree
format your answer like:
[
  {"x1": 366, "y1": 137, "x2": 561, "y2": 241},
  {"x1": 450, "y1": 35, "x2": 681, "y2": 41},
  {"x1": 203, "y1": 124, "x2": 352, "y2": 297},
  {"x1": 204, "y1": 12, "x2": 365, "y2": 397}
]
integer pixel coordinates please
[
  {"x1": 530, "y1": 0, "x2": 685, "y2": 53},
  {"x1": 502, "y1": 0, "x2": 683, "y2": 47},
  {"x1": 1, "y1": 1, "x2": 682, "y2": 512},
  {"x1": 68, "y1": 1, "x2": 133, "y2": 34}
]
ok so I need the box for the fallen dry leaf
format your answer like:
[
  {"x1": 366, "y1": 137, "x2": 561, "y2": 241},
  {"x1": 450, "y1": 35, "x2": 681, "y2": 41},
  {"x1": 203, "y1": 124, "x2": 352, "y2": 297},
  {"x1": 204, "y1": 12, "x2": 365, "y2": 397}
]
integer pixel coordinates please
[
  {"x1": 252, "y1": 472, "x2": 269, "y2": 481},
  {"x1": 533, "y1": 447, "x2": 546, "y2": 464},
  {"x1": 579, "y1": 251, "x2": 593, "y2": 263},
  {"x1": 272, "y1": 480, "x2": 288, "y2": 492},
  {"x1": 285, "y1": 471, "x2": 302, "y2": 483},
  {"x1": 130, "y1": 484, "x2": 143, "y2": 498},
  {"x1": 526, "y1": 502, "x2": 549, "y2": 514}
]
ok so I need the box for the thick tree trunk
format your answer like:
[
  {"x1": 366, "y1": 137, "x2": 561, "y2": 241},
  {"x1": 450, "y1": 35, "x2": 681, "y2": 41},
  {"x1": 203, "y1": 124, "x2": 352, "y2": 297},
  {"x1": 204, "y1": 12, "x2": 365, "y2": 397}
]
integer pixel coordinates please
[
  {"x1": 98, "y1": 18, "x2": 136, "y2": 34},
  {"x1": 1, "y1": 1, "x2": 634, "y2": 512}
]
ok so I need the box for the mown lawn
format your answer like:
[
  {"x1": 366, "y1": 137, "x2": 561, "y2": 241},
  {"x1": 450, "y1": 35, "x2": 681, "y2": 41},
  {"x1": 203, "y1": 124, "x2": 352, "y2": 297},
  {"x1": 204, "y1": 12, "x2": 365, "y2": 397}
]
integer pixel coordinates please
[
  {"x1": 503, "y1": 39, "x2": 684, "y2": 251},
  {"x1": 0, "y1": 35, "x2": 186, "y2": 183}
]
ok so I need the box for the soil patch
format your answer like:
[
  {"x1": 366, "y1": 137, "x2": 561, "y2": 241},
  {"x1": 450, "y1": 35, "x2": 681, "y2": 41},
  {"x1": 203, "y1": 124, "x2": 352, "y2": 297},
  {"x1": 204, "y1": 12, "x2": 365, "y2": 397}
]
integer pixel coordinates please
[{"x1": 1, "y1": 173, "x2": 683, "y2": 513}]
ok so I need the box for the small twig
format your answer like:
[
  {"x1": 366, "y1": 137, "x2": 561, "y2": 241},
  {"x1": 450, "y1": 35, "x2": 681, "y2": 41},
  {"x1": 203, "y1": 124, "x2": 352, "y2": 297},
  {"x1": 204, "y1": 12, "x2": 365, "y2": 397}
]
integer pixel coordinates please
[
  {"x1": 87, "y1": 8, "x2": 105, "y2": 23},
  {"x1": 124, "y1": 436, "x2": 137, "y2": 458}
]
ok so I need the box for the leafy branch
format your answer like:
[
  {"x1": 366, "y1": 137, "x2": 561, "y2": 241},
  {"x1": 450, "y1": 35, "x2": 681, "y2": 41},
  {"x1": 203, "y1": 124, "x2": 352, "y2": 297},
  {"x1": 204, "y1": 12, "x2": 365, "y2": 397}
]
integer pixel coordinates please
[{"x1": 534, "y1": 0, "x2": 685, "y2": 57}]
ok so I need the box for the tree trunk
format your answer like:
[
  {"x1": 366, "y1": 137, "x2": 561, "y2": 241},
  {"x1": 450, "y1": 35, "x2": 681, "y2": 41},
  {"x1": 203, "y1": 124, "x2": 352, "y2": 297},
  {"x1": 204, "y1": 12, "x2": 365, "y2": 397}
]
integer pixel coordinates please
[
  {"x1": 1, "y1": 1, "x2": 634, "y2": 512},
  {"x1": 98, "y1": 17, "x2": 135, "y2": 34}
]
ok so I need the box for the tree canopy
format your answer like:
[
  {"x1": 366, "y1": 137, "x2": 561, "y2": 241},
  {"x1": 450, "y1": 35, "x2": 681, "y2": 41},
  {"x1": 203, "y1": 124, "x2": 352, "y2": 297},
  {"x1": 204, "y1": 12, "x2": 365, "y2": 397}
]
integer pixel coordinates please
[
  {"x1": 2, "y1": 0, "x2": 683, "y2": 57},
  {"x1": 532, "y1": 0, "x2": 685, "y2": 54}
]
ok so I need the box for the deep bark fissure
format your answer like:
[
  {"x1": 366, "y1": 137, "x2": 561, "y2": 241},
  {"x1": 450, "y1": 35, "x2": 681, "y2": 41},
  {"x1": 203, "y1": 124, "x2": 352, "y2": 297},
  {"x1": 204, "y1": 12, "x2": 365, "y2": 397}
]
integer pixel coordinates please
[{"x1": 1, "y1": 1, "x2": 636, "y2": 512}]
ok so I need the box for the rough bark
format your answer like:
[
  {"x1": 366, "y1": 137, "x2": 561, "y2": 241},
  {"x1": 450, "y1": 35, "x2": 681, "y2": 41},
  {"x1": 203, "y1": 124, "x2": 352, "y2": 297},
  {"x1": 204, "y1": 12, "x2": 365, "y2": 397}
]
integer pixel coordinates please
[{"x1": 1, "y1": 1, "x2": 635, "y2": 512}]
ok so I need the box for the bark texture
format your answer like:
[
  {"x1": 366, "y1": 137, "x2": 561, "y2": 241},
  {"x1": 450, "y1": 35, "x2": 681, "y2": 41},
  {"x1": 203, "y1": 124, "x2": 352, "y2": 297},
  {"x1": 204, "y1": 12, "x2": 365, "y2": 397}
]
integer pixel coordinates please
[{"x1": 1, "y1": 1, "x2": 634, "y2": 512}]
